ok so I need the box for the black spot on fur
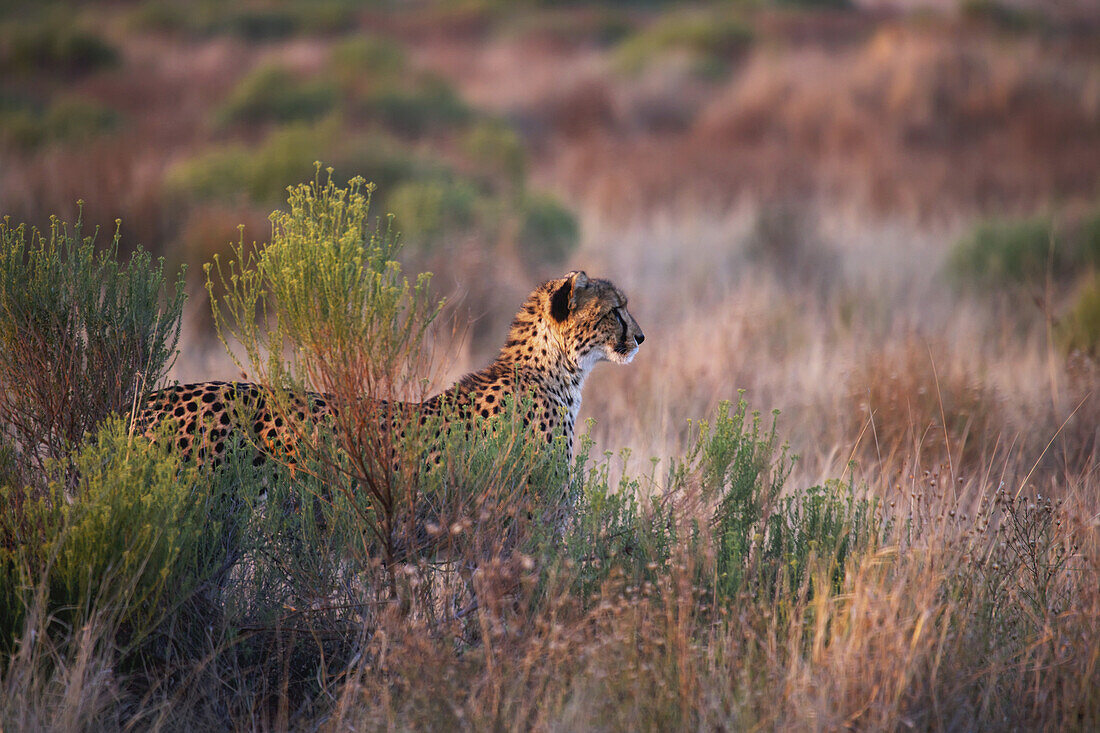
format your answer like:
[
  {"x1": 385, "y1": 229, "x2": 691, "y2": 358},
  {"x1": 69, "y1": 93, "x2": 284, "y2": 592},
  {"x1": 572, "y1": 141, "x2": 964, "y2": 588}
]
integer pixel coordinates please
[{"x1": 550, "y1": 280, "x2": 571, "y2": 322}]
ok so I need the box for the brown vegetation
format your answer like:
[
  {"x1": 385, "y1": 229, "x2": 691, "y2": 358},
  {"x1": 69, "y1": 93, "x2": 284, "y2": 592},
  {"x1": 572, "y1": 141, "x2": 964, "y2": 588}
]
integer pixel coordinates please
[{"x1": 536, "y1": 23, "x2": 1100, "y2": 222}]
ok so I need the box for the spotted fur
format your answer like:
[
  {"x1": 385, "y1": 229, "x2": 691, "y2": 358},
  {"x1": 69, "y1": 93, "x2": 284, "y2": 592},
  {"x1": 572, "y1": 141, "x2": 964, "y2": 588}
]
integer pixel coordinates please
[{"x1": 135, "y1": 271, "x2": 644, "y2": 466}]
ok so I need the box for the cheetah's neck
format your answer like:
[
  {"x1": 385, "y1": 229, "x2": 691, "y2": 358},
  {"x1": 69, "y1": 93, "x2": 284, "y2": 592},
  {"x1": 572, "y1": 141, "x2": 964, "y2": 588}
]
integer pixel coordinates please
[{"x1": 491, "y1": 309, "x2": 598, "y2": 438}]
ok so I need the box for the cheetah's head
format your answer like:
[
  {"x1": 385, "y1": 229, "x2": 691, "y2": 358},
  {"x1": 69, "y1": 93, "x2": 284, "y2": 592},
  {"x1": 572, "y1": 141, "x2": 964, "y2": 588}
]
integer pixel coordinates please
[{"x1": 544, "y1": 271, "x2": 645, "y2": 369}]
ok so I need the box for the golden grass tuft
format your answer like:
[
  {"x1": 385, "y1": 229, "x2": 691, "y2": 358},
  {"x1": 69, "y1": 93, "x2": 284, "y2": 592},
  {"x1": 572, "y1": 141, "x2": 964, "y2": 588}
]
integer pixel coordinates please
[{"x1": 846, "y1": 335, "x2": 1003, "y2": 474}]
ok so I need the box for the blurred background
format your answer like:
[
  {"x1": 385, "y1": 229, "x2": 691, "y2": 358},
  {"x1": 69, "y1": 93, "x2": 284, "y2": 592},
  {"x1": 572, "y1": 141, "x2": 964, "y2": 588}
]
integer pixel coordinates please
[{"x1": 1, "y1": 0, "x2": 1098, "y2": 486}]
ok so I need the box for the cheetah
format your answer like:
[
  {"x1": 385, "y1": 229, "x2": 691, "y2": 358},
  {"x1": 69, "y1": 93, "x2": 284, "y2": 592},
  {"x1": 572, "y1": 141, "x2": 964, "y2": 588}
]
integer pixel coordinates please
[{"x1": 135, "y1": 271, "x2": 644, "y2": 468}]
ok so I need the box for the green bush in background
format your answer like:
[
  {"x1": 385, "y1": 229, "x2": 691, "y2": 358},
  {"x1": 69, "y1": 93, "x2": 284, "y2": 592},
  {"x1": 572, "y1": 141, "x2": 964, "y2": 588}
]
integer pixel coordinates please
[
  {"x1": 518, "y1": 194, "x2": 579, "y2": 267},
  {"x1": 338, "y1": 136, "x2": 451, "y2": 197},
  {"x1": 0, "y1": 95, "x2": 121, "y2": 149},
  {"x1": 330, "y1": 35, "x2": 407, "y2": 86},
  {"x1": 388, "y1": 178, "x2": 479, "y2": 245},
  {"x1": 1079, "y1": 208, "x2": 1100, "y2": 268},
  {"x1": 1057, "y1": 277, "x2": 1100, "y2": 358},
  {"x1": 948, "y1": 207, "x2": 1100, "y2": 290},
  {"x1": 40, "y1": 96, "x2": 120, "y2": 141},
  {"x1": 0, "y1": 18, "x2": 118, "y2": 75},
  {"x1": 614, "y1": 10, "x2": 753, "y2": 77},
  {"x1": 165, "y1": 119, "x2": 342, "y2": 204},
  {"x1": 462, "y1": 119, "x2": 527, "y2": 188},
  {"x1": 961, "y1": 0, "x2": 1040, "y2": 31},
  {"x1": 128, "y1": 0, "x2": 356, "y2": 39},
  {"x1": 357, "y1": 77, "x2": 473, "y2": 136},
  {"x1": 214, "y1": 64, "x2": 338, "y2": 128},
  {"x1": 949, "y1": 215, "x2": 1058, "y2": 287}
]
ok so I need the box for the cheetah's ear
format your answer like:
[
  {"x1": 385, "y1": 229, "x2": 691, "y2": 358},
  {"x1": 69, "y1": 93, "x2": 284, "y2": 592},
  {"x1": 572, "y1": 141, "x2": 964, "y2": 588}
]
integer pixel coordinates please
[{"x1": 550, "y1": 271, "x2": 589, "y2": 322}]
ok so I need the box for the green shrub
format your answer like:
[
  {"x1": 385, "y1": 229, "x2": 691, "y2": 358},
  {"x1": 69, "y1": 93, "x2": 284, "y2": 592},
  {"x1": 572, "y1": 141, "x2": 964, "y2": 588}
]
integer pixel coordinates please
[
  {"x1": 165, "y1": 120, "x2": 341, "y2": 204},
  {"x1": 504, "y1": 5, "x2": 633, "y2": 47},
  {"x1": 388, "y1": 179, "x2": 479, "y2": 245},
  {"x1": 694, "y1": 398, "x2": 791, "y2": 600},
  {"x1": 338, "y1": 135, "x2": 450, "y2": 196},
  {"x1": 165, "y1": 122, "x2": 512, "y2": 247},
  {"x1": 330, "y1": 35, "x2": 407, "y2": 86},
  {"x1": 1077, "y1": 207, "x2": 1100, "y2": 269},
  {"x1": 357, "y1": 77, "x2": 472, "y2": 136},
  {"x1": 206, "y1": 170, "x2": 449, "y2": 580},
  {"x1": 0, "y1": 108, "x2": 39, "y2": 148},
  {"x1": 614, "y1": 12, "x2": 753, "y2": 77},
  {"x1": 462, "y1": 119, "x2": 526, "y2": 188},
  {"x1": 214, "y1": 64, "x2": 338, "y2": 127},
  {"x1": 777, "y1": 0, "x2": 853, "y2": 8},
  {"x1": 1, "y1": 19, "x2": 118, "y2": 75},
  {"x1": 0, "y1": 417, "x2": 246, "y2": 657},
  {"x1": 549, "y1": 397, "x2": 884, "y2": 612},
  {"x1": 42, "y1": 96, "x2": 120, "y2": 141},
  {"x1": 949, "y1": 215, "x2": 1057, "y2": 288},
  {"x1": 0, "y1": 95, "x2": 120, "y2": 149},
  {"x1": 763, "y1": 479, "x2": 884, "y2": 597},
  {"x1": 949, "y1": 208, "x2": 1100, "y2": 290},
  {"x1": 129, "y1": 0, "x2": 355, "y2": 39},
  {"x1": 219, "y1": 7, "x2": 298, "y2": 40},
  {"x1": 0, "y1": 213, "x2": 185, "y2": 486},
  {"x1": 166, "y1": 121, "x2": 459, "y2": 207},
  {"x1": 518, "y1": 194, "x2": 579, "y2": 268},
  {"x1": 164, "y1": 145, "x2": 257, "y2": 202},
  {"x1": 961, "y1": 0, "x2": 1039, "y2": 31},
  {"x1": 551, "y1": 438, "x2": 684, "y2": 602},
  {"x1": 1057, "y1": 277, "x2": 1100, "y2": 357}
]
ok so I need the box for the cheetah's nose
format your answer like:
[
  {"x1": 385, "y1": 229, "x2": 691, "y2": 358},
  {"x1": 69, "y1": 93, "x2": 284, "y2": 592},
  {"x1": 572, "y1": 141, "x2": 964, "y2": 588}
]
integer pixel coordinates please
[{"x1": 635, "y1": 332, "x2": 645, "y2": 345}]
